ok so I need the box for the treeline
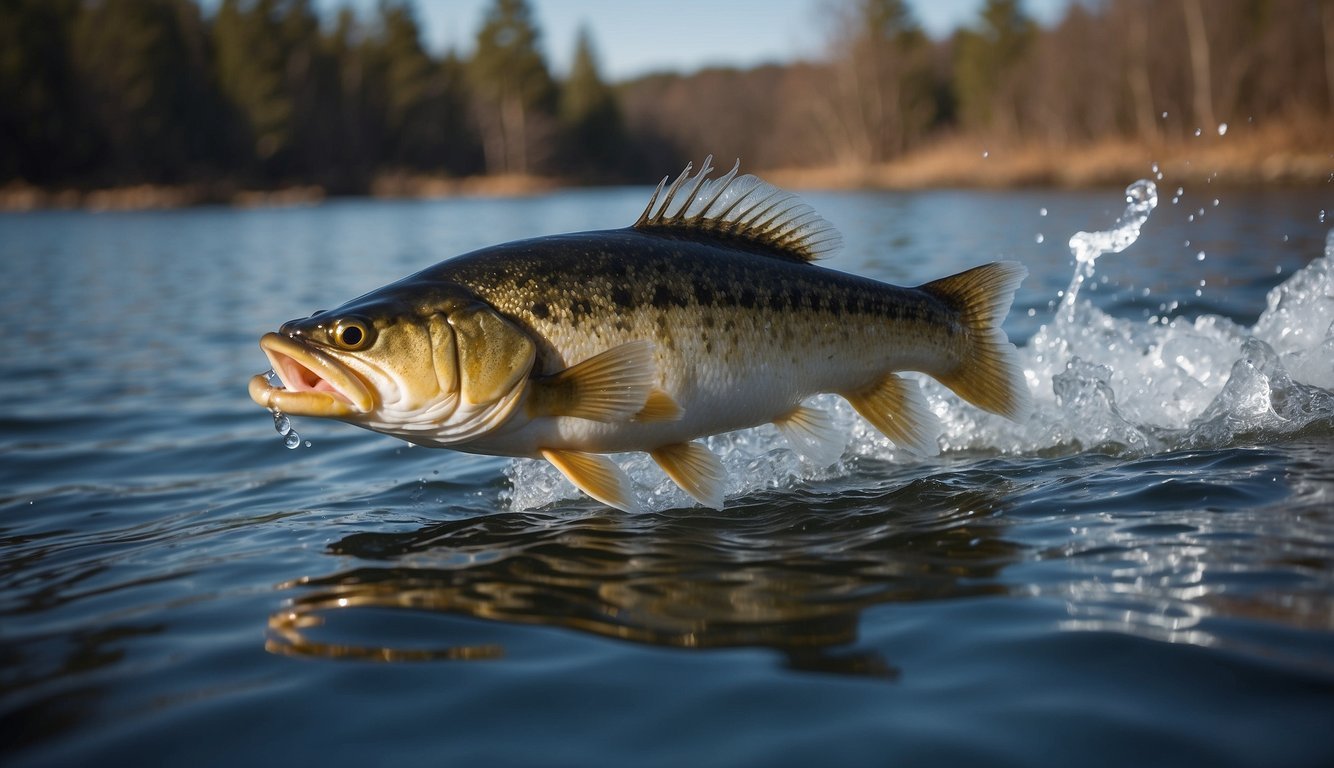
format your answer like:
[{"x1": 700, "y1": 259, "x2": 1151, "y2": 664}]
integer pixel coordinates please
[
  {"x1": 635, "y1": 0, "x2": 1334, "y2": 172},
  {"x1": 2, "y1": 0, "x2": 1332, "y2": 193}
]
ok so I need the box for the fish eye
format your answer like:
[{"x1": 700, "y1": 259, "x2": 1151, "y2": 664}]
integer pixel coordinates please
[{"x1": 333, "y1": 318, "x2": 371, "y2": 350}]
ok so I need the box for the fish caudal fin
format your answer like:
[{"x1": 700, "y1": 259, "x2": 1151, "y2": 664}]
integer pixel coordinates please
[
  {"x1": 651, "y1": 442, "x2": 726, "y2": 509},
  {"x1": 844, "y1": 374, "x2": 942, "y2": 456},
  {"x1": 774, "y1": 405, "x2": 844, "y2": 466},
  {"x1": 541, "y1": 449, "x2": 639, "y2": 512},
  {"x1": 529, "y1": 341, "x2": 659, "y2": 422},
  {"x1": 922, "y1": 261, "x2": 1033, "y2": 422}
]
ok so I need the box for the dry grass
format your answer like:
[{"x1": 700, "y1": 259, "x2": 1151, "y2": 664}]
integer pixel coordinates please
[{"x1": 767, "y1": 114, "x2": 1332, "y2": 191}]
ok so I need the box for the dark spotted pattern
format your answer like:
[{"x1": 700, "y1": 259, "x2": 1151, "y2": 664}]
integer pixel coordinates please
[{"x1": 373, "y1": 227, "x2": 964, "y2": 372}]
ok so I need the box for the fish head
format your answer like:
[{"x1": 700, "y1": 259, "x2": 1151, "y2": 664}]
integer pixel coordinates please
[{"x1": 249, "y1": 282, "x2": 537, "y2": 443}]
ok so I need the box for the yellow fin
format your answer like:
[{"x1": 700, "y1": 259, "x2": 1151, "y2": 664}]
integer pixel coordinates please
[
  {"x1": 774, "y1": 405, "x2": 844, "y2": 466},
  {"x1": 844, "y1": 374, "x2": 941, "y2": 456},
  {"x1": 530, "y1": 341, "x2": 657, "y2": 422},
  {"x1": 541, "y1": 449, "x2": 638, "y2": 512},
  {"x1": 635, "y1": 388, "x2": 684, "y2": 422},
  {"x1": 650, "y1": 442, "x2": 726, "y2": 509},
  {"x1": 921, "y1": 261, "x2": 1033, "y2": 421}
]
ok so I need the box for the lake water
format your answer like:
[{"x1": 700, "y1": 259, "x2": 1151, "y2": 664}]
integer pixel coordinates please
[{"x1": 3, "y1": 180, "x2": 1333, "y2": 766}]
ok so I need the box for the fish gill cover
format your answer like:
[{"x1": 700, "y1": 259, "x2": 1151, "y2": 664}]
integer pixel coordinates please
[{"x1": 508, "y1": 181, "x2": 1334, "y2": 512}]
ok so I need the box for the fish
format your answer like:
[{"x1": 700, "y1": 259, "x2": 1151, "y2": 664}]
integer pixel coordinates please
[{"x1": 249, "y1": 157, "x2": 1031, "y2": 511}]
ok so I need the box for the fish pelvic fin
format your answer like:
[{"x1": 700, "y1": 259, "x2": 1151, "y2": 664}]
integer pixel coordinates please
[
  {"x1": 542, "y1": 449, "x2": 639, "y2": 512},
  {"x1": 651, "y1": 442, "x2": 726, "y2": 509},
  {"x1": 528, "y1": 341, "x2": 657, "y2": 422},
  {"x1": 774, "y1": 405, "x2": 844, "y2": 466},
  {"x1": 921, "y1": 261, "x2": 1033, "y2": 422},
  {"x1": 844, "y1": 374, "x2": 942, "y2": 456}
]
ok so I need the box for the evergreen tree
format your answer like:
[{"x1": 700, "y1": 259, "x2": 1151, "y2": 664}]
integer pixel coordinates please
[
  {"x1": 374, "y1": 1, "x2": 475, "y2": 172},
  {"x1": 953, "y1": 0, "x2": 1036, "y2": 135},
  {"x1": 70, "y1": 0, "x2": 223, "y2": 183},
  {"x1": 468, "y1": 0, "x2": 557, "y2": 174},
  {"x1": 0, "y1": 0, "x2": 89, "y2": 183},
  {"x1": 559, "y1": 26, "x2": 625, "y2": 178}
]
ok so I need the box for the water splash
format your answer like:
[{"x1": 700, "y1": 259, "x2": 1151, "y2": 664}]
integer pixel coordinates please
[
  {"x1": 508, "y1": 188, "x2": 1334, "y2": 512},
  {"x1": 1061, "y1": 180, "x2": 1157, "y2": 322}
]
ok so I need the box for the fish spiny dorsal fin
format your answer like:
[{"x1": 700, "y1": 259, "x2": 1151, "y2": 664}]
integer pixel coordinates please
[{"x1": 633, "y1": 155, "x2": 843, "y2": 263}]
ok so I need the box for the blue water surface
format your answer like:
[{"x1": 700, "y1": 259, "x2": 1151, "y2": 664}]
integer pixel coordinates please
[{"x1": 2, "y1": 184, "x2": 1333, "y2": 767}]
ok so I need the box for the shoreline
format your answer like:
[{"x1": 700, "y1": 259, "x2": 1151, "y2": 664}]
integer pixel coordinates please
[{"x1": 3, "y1": 134, "x2": 1328, "y2": 213}]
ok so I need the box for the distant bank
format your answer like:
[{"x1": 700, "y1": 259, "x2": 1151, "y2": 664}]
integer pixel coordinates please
[{"x1": 3, "y1": 132, "x2": 1328, "y2": 212}]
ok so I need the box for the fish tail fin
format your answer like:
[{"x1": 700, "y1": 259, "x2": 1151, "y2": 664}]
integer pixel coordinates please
[{"x1": 922, "y1": 261, "x2": 1032, "y2": 422}]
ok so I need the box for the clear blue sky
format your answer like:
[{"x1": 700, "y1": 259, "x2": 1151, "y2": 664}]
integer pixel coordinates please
[{"x1": 322, "y1": 0, "x2": 1077, "y2": 81}]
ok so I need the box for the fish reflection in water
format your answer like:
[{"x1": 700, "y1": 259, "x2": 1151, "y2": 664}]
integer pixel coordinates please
[{"x1": 267, "y1": 473, "x2": 1022, "y2": 678}]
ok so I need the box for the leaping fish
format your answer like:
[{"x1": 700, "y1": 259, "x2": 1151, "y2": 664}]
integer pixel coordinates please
[{"x1": 249, "y1": 157, "x2": 1031, "y2": 511}]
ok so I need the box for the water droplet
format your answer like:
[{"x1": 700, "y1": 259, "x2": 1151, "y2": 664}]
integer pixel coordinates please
[
  {"x1": 1035, "y1": 233, "x2": 1045, "y2": 244},
  {"x1": 1275, "y1": 265, "x2": 1283, "y2": 274},
  {"x1": 1217, "y1": 123, "x2": 1227, "y2": 136},
  {"x1": 1320, "y1": 210, "x2": 1327, "y2": 223},
  {"x1": 1193, "y1": 128, "x2": 1202, "y2": 137},
  {"x1": 1212, "y1": 198, "x2": 1219, "y2": 207},
  {"x1": 1161, "y1": 111, "x2": 1169, "y2": 119},
  {"x1": 1039, "y1": 207, "x2": 1048, "y2": 217},
  {"x1": 1196, "y1": 251, "x2": 1206, "y2": 261},
  {"x1": 304, "y1": 440, "x2": 312, "y2": 448},
  {"x1": 1125, "y1": 179, "x2": 1156, "y2": 206},
  {"x1": 284, "y1": 432, "x2": 301, "y2": 449},
  {"x1": 1187, "y1": 214, "x2": 1195, "y2": 223},
  {"x1": 982, "y1": 150, "x2": 990, "y2": 159},
  {"x1": 1026, "y1": 308, "x2": 1036, "y2": 317},
  {"x1": 274, "y1": 412, "x2": 292, "y2": 436}
]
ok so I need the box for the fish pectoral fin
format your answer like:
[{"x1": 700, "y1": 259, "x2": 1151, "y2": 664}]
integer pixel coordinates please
[
  {"x1": 650, "y1": 442, "x2": 726, "y2": 510},
  {"x1": 530, "y1": 341, "x2": 657, "y2": 422},
  {"x1": 541, "y1": 449, "x2": 639, "y2": 512},
  {"x1": 774, "y1": 405, "x2": 844, "y2": 466},
  {"x1": 843, "y1": 373, "x2": 942, "y2": 456},
  {"x1": 635, "y1": 388, "x2": 683, "y2": 422}
]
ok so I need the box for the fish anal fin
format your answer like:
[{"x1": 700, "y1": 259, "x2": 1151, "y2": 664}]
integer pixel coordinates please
[
  {"x1": 774, "y1": 405, "x2": 844, "y2": 466},
  {"x1": 541, "y1": 449, "x2": 638, "y2": 512},
  {"x1": 529, "y1": 341, "x2": 656, "y2": 422},
  {"x1": 844, "y1": 374, "x2": 942, "y2": 456},
  {"x1": 921, "y1": 261, "x2": 1033, "y2": 421},
  {"x1": 650, "y1": 442, "x2": 726, "y2": 509},
  {"x1": 635, "y1": 388, "x2": 683, "y2": 422}
]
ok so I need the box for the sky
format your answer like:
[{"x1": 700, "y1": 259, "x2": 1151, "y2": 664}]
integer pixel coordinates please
[{"x1": 324, "y1": 0, "x2": 1079, "y2": 81}]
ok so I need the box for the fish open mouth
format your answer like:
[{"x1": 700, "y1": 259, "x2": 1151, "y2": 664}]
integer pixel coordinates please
[{"x1": 249, "y1": 332, "x2": 374, "y2": 417}]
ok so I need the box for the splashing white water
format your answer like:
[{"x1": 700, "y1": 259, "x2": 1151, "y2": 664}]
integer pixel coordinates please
[{"x1": 507, "y1": 184, "x2": 1334, "y2": 512}]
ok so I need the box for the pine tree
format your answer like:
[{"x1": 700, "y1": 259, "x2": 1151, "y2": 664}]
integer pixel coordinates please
[
  {"x1": 70, "y1": 0, "x2": 221, "y2": 183},
  {"x1": 468, "y1": 0, "x2": 557, "y2": 174},
  {"x1": 559, "y1": 26, "x2": 625, "y2": 178},
  {"x1": 953, "y1": 0, "x2": 1036, "y2": 135}
]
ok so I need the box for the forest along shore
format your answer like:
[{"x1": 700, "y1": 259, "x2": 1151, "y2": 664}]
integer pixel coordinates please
[
  {"x1": 3, "y1": 124, "x2": 1327, "y2": 212},
  {"x1": 4, "y1": 1, "x2": 1332, "y2": 211}
]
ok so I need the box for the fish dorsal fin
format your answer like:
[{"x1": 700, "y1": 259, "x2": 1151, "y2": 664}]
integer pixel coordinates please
[{"x1": 633, "y1": 155, "x2": 843, "y2": 263}]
